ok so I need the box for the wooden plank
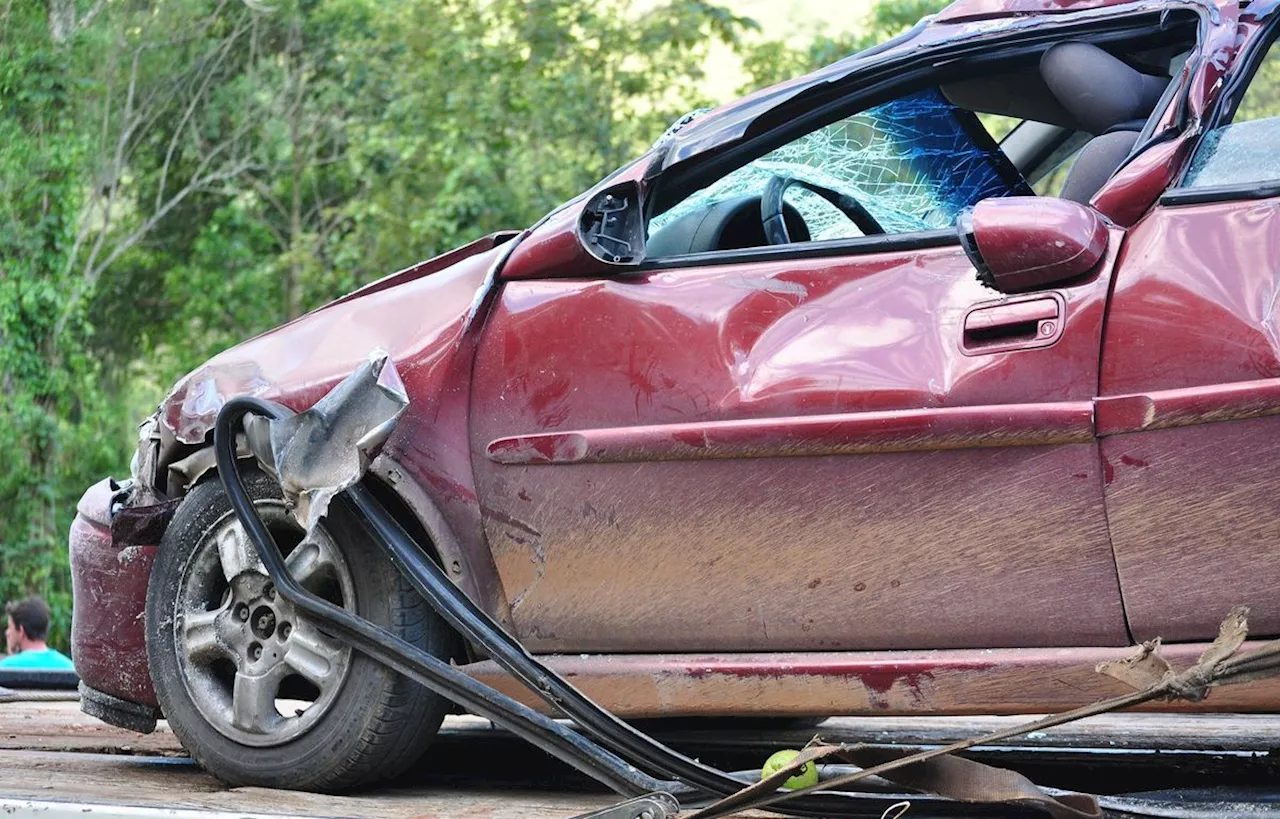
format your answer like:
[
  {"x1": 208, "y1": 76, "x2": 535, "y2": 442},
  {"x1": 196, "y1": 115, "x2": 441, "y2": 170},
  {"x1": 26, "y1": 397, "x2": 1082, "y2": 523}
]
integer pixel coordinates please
[
  {"x1": 0, "y1": 751, "x2": 614, "y2": 819},
  {"x1": 1, "y1": 797, "x2": 329, "y2": 819},
  {"x1": 3, "y1": 701, "x2": 1279, "y2": 818},
  {"x1": 0, "y1": 701, "x2": 182, "y2": 755},
  {"x1": 650, "y1": 713, "x2": 1280, "y2": 753},
  {"x1": 0, "y1": 703, "x2": 617, "y2": 819},
  {"x1": 7, "y1": 701, "x2": 1280, "y2": 756}
]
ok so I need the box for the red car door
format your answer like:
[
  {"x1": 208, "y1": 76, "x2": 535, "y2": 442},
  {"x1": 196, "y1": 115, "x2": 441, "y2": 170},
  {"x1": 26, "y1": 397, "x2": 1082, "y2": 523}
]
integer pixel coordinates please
[
  {"x1": 469, "y1": 81, "x2": 1129, "y2": 655},
  {"x1": 1098, "y1": 15, "x2": 1280, "y2": 643}
]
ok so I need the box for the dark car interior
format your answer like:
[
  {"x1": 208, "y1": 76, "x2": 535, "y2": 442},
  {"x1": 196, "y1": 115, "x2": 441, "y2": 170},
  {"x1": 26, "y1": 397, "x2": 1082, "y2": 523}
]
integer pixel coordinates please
[
  {"x1": 646, "y1": 25, "x2": 1198, "y2": 258},
  {"x1": 946, "y1": 40, "x2": 1175, "y2": 203}
]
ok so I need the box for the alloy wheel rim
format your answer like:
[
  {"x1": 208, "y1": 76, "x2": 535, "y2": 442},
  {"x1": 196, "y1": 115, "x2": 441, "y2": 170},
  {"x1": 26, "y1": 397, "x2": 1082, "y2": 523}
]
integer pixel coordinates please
[{"x1": 174, "y1": 500, "x2": 355, "y2": 747}]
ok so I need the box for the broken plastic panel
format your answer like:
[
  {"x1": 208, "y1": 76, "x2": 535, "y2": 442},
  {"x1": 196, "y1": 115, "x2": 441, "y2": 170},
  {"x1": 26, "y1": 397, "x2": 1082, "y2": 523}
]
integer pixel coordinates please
[
  {"x1": 266, "y1": 351, "x2": 409, "y2": 535},
  {"x1": 650, "y1": 88, "x2": 1027, "y2": 242}
]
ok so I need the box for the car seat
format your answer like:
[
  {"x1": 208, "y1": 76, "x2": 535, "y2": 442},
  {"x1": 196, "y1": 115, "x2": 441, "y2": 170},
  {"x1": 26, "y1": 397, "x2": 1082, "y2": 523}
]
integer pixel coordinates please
[{"x1": 1040, "y1": 42, "x2": 1169, "y2": 203}]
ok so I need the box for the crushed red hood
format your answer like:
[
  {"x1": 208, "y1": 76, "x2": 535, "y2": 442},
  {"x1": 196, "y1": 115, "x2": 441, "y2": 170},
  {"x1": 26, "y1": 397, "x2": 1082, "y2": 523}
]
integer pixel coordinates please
[{"x1": 158, "y1": 233, "x2": 515, "y2": 445}]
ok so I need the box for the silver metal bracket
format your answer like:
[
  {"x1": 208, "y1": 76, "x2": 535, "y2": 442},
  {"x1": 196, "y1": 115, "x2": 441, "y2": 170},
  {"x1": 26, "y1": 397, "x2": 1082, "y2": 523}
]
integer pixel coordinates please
[{"x1": 571, "y1": 793, "x2": 680, "y2": 819}]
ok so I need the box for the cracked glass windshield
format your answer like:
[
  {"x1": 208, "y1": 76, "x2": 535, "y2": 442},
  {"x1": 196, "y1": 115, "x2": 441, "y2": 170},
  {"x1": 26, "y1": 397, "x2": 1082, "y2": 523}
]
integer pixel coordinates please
[{"x1": 651, "y1": 87, "x2": 1027, "y2": 242}]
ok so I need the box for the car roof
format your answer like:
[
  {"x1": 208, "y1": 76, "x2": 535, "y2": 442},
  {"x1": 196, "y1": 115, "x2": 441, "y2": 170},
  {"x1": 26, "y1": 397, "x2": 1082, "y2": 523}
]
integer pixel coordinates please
[
  {"x1": 653, "y1": 0, "x2": 1230, "y2": 173},
  {"x1": 935, "y1": 0, "x2": 1154, "y2": 24}
]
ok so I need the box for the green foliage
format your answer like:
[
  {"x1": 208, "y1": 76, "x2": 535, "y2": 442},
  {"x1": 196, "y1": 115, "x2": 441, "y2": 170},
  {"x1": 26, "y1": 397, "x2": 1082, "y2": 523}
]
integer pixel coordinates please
[
  {"x1": 326, "y1": 0, "x2": 755, "y2": 277},
  {"x1": 1229, "y1": 38, "x2": 1280, "y2": 124},
  {"x1": 740, "y1": 0, "x2": 950, "y2": 90},
  {"x1": 0, "y1": 0, "x2": 925, "y2": 652},
  {"x1": 0, "y1": 0, "x2": 121, "y2": 649}
]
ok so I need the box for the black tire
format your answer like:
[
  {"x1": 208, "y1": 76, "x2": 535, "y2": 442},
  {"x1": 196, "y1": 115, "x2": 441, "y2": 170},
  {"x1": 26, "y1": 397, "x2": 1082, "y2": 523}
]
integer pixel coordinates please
[{"x1": 146, "y1": 468, "x2": 454, "y2": 792}]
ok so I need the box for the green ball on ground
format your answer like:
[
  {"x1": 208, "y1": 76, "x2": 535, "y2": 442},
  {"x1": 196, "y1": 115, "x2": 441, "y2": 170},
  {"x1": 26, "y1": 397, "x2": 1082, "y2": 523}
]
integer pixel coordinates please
[{"x1": 761, "y1": 749, "x2": 820, "y2": 790}]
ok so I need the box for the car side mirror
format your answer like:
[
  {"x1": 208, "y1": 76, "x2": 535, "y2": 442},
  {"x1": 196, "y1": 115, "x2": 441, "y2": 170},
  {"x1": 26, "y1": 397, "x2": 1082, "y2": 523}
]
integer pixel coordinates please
[
  {"x1": 579, "y1": 181, "x2": 646, "y2": 266},
  {"x1": 502, "y1": 181, "x2": 645, "y2": 281},
  {"x1": 957, "y1": 197, "x2": 1108, "y2": 293}
]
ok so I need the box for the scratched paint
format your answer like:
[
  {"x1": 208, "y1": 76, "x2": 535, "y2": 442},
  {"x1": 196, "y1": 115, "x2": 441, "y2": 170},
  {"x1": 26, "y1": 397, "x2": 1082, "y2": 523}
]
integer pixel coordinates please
[
  {"x1": 1100, "y1": 193, "x2": 1280, "y2": 642},
  {"x1": 69, "y1": 480, "x2": 160, "y2": 707},
  {"x1": 471, "y1": 238, "x2": 1128, "y2": 653},
  {"x1": 462, "y1": 642, "x2": 1280, "y2": 716}
]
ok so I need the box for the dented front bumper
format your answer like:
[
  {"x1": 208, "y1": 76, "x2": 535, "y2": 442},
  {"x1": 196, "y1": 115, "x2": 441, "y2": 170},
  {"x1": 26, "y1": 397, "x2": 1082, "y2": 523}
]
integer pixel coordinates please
[{"x1": 68, "y1": 477, "x2": 173, "y2": 711}]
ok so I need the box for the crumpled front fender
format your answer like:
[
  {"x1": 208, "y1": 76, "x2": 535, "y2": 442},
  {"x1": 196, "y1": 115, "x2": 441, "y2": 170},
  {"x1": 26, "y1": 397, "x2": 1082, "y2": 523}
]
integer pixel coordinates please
[
  {"x1": 155, "y1": 234, "x2": 514, "y2": 450},
  {"x1": 124, "y1": 231, "x2": 518, "y2": 631}
]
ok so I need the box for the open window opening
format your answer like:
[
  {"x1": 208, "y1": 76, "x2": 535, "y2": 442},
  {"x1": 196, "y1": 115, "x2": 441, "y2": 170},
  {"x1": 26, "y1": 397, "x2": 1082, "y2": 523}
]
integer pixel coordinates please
[{"x1": 645, "y1": 16, "x2": 1199, "y2": 260}]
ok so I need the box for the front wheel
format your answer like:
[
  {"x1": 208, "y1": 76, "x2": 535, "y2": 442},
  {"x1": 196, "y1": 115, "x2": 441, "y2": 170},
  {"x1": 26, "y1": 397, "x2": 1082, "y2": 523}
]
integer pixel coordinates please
[{"x1": 146, "y1": 468, "x2": 454, "y2": 792}]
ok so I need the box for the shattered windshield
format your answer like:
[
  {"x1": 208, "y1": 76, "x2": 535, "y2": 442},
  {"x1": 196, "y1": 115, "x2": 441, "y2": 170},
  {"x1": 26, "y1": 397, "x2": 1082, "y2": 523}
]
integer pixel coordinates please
[{"x1": 650, "y1": 88, "x2": 1028, "y2": 241}]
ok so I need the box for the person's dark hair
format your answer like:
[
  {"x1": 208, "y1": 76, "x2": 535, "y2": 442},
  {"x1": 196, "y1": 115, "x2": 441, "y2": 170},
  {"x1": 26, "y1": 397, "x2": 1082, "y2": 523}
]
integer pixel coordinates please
[{"x1": 6, "y1": 595, "x2": 51, "y2": 642}]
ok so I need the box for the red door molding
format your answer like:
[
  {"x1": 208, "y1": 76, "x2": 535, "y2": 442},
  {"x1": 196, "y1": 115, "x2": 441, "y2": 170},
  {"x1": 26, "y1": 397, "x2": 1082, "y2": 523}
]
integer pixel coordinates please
[
  {"x1": 1094, "y1": 377, "x2": 1280, "y2": 437},
  {"x1": 486, "y1": 401, "x2": 1096, "y2": 465}
]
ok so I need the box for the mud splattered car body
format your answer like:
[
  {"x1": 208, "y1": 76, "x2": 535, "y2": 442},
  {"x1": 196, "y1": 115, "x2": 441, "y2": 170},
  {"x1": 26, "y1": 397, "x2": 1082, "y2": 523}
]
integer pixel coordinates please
[{"x1": 71, "y1": 0, "x2": 1280, "y2": 743}]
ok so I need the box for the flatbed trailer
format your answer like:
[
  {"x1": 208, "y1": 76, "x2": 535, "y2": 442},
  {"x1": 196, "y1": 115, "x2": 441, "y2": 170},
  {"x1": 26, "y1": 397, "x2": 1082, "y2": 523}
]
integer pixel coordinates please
[
  {"x1": 4, "y1": 700, "x2": 1280, "y2": 819},
  {"x1": 0, "y1": 701, "x2": 615, "y2": 819}
]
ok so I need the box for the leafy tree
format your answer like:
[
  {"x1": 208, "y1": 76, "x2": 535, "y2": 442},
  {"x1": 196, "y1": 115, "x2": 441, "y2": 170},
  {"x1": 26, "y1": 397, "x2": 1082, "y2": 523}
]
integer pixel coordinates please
[
  {"x1": 0, "y1": 0, "x2": 118, "y2": 646},
  {"x1": 740, "y1": 0, "x2": 949, "y2": 90},
  {"x1": 0, "y1": 0, "x2": 930, "y2": 651},
  {"x1": 325, "y1": 0, "x2": 754, "y2": 280},
  {"x1": 93, "y1": 0, "x2": 758, "y2": 372}
]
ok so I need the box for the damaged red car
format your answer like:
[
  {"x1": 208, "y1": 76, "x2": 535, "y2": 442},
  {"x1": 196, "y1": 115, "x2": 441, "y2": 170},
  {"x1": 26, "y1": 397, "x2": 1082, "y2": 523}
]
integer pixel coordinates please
[{"x1": 69, "y1": 0, "x2": 1280, "y2": 793}]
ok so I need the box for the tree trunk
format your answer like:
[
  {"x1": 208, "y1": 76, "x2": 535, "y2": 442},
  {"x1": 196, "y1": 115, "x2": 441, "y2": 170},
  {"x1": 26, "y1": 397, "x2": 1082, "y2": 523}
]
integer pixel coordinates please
[
  {"x1": 285, "y1": 21, "x2": 304, "y2": 320},
  {"x1": 288, "y1": 136, "x2": 303, "y2": 320},
  {"x1": 46, "y1": 0, "x2": 73, "y2": 43}
]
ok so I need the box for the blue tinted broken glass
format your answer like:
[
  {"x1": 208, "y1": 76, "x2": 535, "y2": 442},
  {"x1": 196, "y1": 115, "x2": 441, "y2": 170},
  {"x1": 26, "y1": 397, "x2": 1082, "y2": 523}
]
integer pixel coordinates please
[{"x1": 651, "y1": 87, "x2": 1027, "y2": 241}]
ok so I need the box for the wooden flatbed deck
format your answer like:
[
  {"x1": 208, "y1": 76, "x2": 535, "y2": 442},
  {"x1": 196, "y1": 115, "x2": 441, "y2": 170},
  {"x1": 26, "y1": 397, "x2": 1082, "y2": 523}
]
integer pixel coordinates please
[
  {"x1": 2, "y1": 700, "x2": 1279, "y2": 818},
  {"x1": 0, "y1": 701, "x2": 618, "y2": 819}
]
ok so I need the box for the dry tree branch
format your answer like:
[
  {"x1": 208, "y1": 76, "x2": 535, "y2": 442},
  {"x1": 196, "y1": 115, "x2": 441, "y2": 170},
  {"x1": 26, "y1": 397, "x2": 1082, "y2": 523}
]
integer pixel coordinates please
[
  {"x1": 155, "y1": 19, "x2": 250, "y2": 213},
  {"x1": 72, "y1": 0, "x2": 107, "y2": 36},
  {"x1": 55, "y1": 8, "x2": 273, "y2": 340}
]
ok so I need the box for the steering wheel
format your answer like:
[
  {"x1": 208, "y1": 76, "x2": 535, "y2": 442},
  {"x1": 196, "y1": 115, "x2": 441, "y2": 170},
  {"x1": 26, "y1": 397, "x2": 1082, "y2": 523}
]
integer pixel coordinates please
[{"x1": 761, "y1": 175, "x2": 884, "y2": 245}]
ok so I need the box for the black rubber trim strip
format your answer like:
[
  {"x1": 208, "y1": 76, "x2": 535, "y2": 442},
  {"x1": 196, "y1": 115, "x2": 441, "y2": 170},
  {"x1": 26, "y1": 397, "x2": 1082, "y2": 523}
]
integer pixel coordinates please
[
  {"x1": 348, "y1": 485, "x2": 958, "y2": 816},
  {"x1": 79, "y1": 681, "x2": 159, "y2": 733},
  {"x1": 0, "y1": 668, "x2": 79, "y2": 690},
  {"x1": 1160, "y1": 181, "x2": 1280, "y2": 205},
  {"x1": 347, "y1": 470, "x2": 995, "y2": 816},
  {"x1": 638, "y1": 230, "x2": 959, "y2": 272},
  {"x1": 213, "y1": 397, "x2": 672, "y2": 798}
]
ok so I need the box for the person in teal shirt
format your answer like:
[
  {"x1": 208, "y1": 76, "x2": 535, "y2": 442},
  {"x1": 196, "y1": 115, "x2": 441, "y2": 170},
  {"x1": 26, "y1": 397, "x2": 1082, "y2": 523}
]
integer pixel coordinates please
[{"x1": 2, "y1": 595, "x2": 74, "y2": 670}]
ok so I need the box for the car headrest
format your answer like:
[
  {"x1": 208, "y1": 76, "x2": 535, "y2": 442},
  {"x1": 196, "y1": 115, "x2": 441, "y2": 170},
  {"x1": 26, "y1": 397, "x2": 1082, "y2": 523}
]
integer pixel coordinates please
[{"x1": 1040, "y1": 42, "x2": 1169, "y2": 135}]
